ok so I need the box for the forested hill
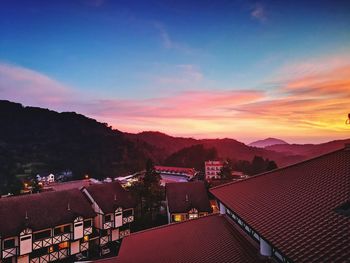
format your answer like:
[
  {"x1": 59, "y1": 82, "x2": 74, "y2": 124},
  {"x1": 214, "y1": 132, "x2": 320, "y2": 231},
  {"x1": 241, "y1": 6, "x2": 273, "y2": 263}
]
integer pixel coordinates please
[{"x1": 0, "y1": 100, "x2": 152, "y2": 194}]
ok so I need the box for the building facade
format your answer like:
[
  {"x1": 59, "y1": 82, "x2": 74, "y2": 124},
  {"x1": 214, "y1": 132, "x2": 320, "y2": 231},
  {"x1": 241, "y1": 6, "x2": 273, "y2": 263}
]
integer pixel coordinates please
[
  {"x1": 204, "y1": 161, "x2": 223, "y2": 180},
  {"x1": 0, "y1": 182, "x2": 136, "y2": 263}
]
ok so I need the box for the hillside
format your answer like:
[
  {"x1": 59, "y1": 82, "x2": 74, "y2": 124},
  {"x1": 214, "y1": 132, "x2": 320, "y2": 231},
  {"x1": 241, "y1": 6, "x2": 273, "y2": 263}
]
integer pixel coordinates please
[
  {"x1": 249, "y1": 138, "x2": 288, "y2": 148},
  {"x1": 0, "y1": 100, "x2": 152, "y2": 194},
  {"x1": 129, "y1": 133, "x2": 304, "y2": 167}
]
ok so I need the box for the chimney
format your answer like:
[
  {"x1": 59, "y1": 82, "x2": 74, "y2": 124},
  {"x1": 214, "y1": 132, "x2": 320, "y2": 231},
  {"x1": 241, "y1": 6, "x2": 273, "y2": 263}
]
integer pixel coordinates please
[
  {"x1": 67, "y1": 202, "x2": 71, "y2": 211},
  {"x1": 185, "y1": 194, "x2": 189, "y2": 202}
]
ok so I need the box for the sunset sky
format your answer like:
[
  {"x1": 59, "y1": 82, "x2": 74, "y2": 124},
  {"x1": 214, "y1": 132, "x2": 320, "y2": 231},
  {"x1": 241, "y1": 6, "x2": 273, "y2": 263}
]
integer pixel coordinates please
[{"x1": 0, "y1": 0, "x2": 349, "y2": 143}]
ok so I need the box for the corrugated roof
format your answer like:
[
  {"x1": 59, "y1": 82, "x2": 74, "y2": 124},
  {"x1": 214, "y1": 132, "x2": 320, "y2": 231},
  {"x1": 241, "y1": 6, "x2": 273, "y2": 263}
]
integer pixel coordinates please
[
  {"x1": 98, "y1": 214, "x2": 269, "y2": 263},
  {"x1": 0, "y1": 189, "x2": 95, "y2": 238},
  {"x1": 85, "y1": 181, "x2": 136, "y2": 213},
  {"x1": 166, "y1": 182, "x2": 212, "y2": 213},
  {"x1": 211, "y1": 147, "x2": 350, "y2": 262}
]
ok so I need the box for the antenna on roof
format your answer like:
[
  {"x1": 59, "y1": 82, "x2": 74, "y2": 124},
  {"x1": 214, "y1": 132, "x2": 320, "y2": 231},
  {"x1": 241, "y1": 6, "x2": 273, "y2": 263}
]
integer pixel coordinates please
[
  {"x1": 346, "y1": 113, "x2": 350, "y2": 125},
  {"x1": 67, "y1": 202, "x2": 71, "y2": 211}
]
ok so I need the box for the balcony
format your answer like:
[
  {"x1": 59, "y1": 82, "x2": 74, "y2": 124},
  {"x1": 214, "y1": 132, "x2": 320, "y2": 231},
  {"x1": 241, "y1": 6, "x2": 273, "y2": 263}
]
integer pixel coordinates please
[
  {"x1": 100, "y1": 236, "x2": 109, "y2": 246},
  {"x1": 80, "y1": 242, "x2": 89, "y2": 252},
  {"x1": 119, "y1": 229, "x2": 130, "y2": 238},
  {"x1": 30, "y1": 249, "x2": 69, "y2": 263},
  {"x1": 2, "y1": 247, "x2": 17, "y2": 259},
  {"x1": 122, "y1": 215, "x2": 134, "y2": 224},
  {"x1": 103, "y1": 221, "x2": 113, "y2": 229},
  {"x1": 84, "y1": 227, "x2": 93, "y2": 235},
  {"x1": 33, "y1": 237, "x2": 53, "y2": 250},
  {"x1": 52, "y1": 233, "x2": 71, "y2": 245}
]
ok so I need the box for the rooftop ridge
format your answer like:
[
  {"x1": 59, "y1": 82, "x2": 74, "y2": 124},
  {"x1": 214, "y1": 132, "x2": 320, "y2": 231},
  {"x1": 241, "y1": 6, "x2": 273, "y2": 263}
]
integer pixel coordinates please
[{"x1": 210, "y1": 146, "x2": 346, "y2": 191}]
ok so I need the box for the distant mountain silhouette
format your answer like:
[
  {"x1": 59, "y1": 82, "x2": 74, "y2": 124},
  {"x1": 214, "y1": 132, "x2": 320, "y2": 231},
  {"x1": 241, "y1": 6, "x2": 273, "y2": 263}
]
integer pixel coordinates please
[
  {"x1": 266, "y1": 139, "x2": 350, "y2": 158},
  {"x1": 249, "y1": 138, "x2": 288, "y2": 148}
]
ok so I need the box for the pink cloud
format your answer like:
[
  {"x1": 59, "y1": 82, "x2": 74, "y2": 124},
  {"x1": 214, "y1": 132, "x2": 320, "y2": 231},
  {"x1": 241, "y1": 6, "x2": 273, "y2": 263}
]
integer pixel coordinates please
[{"x1": 1, "y1": 54, "x2": 349, "y2": 143}]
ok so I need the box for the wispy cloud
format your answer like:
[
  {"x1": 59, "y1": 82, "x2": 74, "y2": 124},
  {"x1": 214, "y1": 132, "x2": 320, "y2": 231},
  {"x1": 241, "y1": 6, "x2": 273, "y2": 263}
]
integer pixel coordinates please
[
  {"x1": 153, "y1": 22, "x2": 194, "y2": 54},
  {"x1": 250, "y1": 3, "x2": 267, "y2": 23}
]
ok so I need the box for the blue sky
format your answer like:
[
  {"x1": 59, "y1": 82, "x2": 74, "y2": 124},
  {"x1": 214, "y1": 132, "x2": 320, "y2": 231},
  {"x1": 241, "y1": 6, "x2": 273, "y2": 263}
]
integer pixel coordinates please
[{"x1": 0, "y1": 0, "x2": 349, "y2": 143}]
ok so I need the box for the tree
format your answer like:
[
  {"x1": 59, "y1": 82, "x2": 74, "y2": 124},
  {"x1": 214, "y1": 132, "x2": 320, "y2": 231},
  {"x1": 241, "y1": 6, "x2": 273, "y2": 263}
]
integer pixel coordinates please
[
  {"x1": 219, "y1": 159, "x2": 233, "y2": 180},
  {"x1": 129, "y1": 159, "x2": 163, "y2": 218},
  {"x1": 266, "y1": 160, "x2": 278, "y2": 171}
]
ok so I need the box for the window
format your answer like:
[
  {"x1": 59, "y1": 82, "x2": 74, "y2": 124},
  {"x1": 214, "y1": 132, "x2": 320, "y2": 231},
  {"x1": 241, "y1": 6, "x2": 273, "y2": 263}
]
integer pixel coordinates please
[
  {"x1": 83, "y1": 235, "x2": 89, "y2": 242},
  {"x1": 188, "y1": 213, "x2": 198, "y2": 219},
  {"x1": 173, "y1": 214, "x2": 184, "y2": 222},
  {"x1": 84, "y1": 219, "x2": 92, "y2": 228},
  {"x1": 4, "y1": 238, "x2": 15, "y2": 249},
  {"x1": 105, "y1": 214, "x2": 112, "y2": 222},
  {"x1": 58, "y1": 242, "x2": 69, "y2": 250},
  {"x1": 54, "y1": 225, "x2": 70, "y2": 235},
  {"x1": 33, "y1": 230, "x2": 51, "y2": 241},
  {"x1": 74, "y1": 222, "x2": 83, "y2": 227},
  {"x1": 123, "y1": 209, "x2": 133, "y2": 217}
]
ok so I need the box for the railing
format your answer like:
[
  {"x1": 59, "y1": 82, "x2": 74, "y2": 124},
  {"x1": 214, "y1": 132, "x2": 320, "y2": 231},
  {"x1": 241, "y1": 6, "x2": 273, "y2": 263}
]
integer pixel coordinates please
[
  {"x1": 100, "y1": 236, "x2": 109, "y2": 246},
  {"x1": 30, "y1": 248, "x2": 70, "y2": 263},
  {"x1": 80, "y1": 242, "x2": 89, "y2": 251},
  {"x1": 119, "y1": 229, "x2": 130, "y2": 238},
  {"x1": 52, "y1": 233, "x2": 71, "y2": 244},
  {"x1": 33, "y1": 232, "x2": 71, "y2": 250},
  {"x1": 84, "y1": 227, "x2": 93, "y2": 235},
  {"x1": 2, "y1": 247, "x2": 17, "y2": 259},
  {"x1": 30, "y1": 254, "x2": 49, "y2": 263},
  {"x1": 103, "y1": 221, "x2": 113, "y2": 229},
  {"x1": 122, "y1": 215, "x2": 134, "y2": 224},
  {"x1": 33, "y1": 237, "x2": 52, "y2": 250},
  {"x1": 58, "y1": 248, "x2": 69, "y2": 259}
]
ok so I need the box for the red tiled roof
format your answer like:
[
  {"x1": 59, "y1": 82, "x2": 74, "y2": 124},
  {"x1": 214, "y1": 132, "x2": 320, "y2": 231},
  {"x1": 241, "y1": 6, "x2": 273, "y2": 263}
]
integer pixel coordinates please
[
  {"x1": 210, "y1": 147, "x2": 350, "y2": 262},
  {"x1": 0, "y1": 189, "x2": 96, "y2": 238},
  {"x1": 166, "y1": 182, "x2": 212, "y2": 213},
  {"x1": 97, "y1": 214, "x2": 268, "y2": 263},
  {"x1": 85, "y1": 181, "x2": 136, "y2": 213},
  {"x1": 155, "y1": 165, "x2": 195, "y2": 176}
]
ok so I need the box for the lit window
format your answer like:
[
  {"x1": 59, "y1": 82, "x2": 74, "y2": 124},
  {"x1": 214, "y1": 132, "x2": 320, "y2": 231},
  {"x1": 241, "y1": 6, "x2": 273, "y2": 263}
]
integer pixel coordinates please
[
  {"x1": 173, "y1": 214, "x2": 183, "y2": 222},
  {"x1": 83, "y1": 235, "x2": 89, "y2": 242},
  {"x1": 58, "y1": 242, "x2": 69, "y2": 250},
  {"x1": 48, "y1": 246, "x2": 54, "y2": 253},
  {"x1": 189, "y1": 213, "x2": 198, "y2": 219}
]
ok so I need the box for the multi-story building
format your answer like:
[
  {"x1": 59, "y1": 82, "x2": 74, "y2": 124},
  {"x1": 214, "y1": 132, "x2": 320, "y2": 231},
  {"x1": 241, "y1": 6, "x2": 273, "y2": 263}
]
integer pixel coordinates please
[
  {"x1": 204, "y1": 160, "x2": 223, "y2": 180},
  {"x1": 81, "y1": 182, "x2": 136, "y2": 254},
  {"x1": 0, "y1": 181, "x2": 136, "y2": 263},
  {"x1": 0, "y1": 189, "x2": 95, "y2": 263},
  {"x1": 165, "y1": 182, "x2": 212, "y2": 223}
]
